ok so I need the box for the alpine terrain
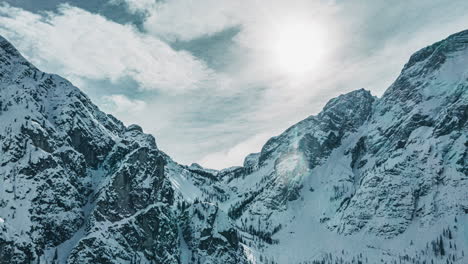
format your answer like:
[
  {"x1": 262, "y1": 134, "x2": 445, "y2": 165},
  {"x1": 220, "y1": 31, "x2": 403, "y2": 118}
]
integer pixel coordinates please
[{"x1": 0, "y1": 29, "x2": 467, "y2": 264}]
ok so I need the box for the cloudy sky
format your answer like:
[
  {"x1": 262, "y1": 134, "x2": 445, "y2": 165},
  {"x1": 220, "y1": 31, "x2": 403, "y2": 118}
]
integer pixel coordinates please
[{"x1": 1, "y1": 0, "x2": 467, "y2": 169}]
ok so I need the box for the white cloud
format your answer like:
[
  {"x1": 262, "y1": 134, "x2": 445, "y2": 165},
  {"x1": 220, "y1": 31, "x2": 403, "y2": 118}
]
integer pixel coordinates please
[
  {"x1": 109, "y1": 0, "x2": 156, "y2": 14},
  {"x1": 198, "y1": 132, "x2": 276, "y2": 169},
  {"x1": 135, "y1": 0, "x2": 344, "y2": 89},
  {"x1": 0, "y1": 3, "x2": 213, "y2": 92},
  {"x1": 137, "y1": 0, "x2": 339, "y2": 44},
  {"x1": 102, "y1": 94, "x2": 146, "y2": 113},
  {"x1": 142, "y1": 0, "x2": 246, "y2": 41}
]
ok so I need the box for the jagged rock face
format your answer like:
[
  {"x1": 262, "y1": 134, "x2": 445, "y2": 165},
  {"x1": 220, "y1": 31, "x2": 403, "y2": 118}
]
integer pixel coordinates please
[
  {"x1": 328, "y1": 31, "x2": 468, "y2": 237},
  {"x1": 68, "y1": 129, "x2": 178, "y2": 264},
  {"x1": 68, "y1": 204, "x2": 178, "y2": 264},
  {"x1": 216, "y1": 89, "x2": 377, "y2": 237},
  {"x1": 0, "y1": 36, "x2": 244, "y2": 264},
  {"x1": 180, "y1": 202, "x2": 247, "y2": 264},
  {"x1": 0, "y1": 36, "x2": 101, "y2": 263}
]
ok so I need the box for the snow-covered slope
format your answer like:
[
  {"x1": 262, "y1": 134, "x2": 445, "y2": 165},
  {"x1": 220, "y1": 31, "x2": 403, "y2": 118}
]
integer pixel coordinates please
[
  {"x1": 0, "y1": 35, "x2": 246, "y2": 264},
  {"x1": 0, "y1": 29, "x2": 467, "y2": 264}
]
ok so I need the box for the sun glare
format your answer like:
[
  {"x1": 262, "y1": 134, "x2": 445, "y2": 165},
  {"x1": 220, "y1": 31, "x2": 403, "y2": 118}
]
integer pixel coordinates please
[{"x1": 269, "y1": 20, "x2": 326, "y2": 75}]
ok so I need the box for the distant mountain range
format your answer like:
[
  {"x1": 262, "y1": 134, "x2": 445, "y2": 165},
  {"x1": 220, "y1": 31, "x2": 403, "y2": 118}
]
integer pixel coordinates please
[{"x1": 0, "y1": 30, "x2": 467, "y2": 264}]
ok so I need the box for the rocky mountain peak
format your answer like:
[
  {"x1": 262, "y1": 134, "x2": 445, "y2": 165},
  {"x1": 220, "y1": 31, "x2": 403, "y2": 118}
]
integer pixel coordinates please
[
  {"x1": 318, "y1": 88, "x2": 375, "y2": 131},
  {"x1": 382, "y1": 29, "x2": 468, "y2": 108},
  {"x1": 0, "y1": 35, "x2": 38, "y2": 86},
  {"x1": 0, "y1": 35, "x2": 23, "y2": 61},
  {"x1": 321, "y1": 88, "x2": 373, "y2": 112},
  {"x1": 403, "y1": 29, "x2": 468, "y2": 74}
]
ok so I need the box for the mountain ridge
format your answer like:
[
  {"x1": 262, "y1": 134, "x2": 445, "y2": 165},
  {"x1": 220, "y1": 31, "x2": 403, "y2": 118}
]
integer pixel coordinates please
[{"x1": 0, "y1": 29, "x2": 467, "y2": 264}]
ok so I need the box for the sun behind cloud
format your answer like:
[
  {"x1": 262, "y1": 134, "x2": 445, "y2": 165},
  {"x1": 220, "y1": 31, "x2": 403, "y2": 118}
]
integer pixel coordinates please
[{"x1": 269, "y1": 19, "x2": 327, "y2": 75}]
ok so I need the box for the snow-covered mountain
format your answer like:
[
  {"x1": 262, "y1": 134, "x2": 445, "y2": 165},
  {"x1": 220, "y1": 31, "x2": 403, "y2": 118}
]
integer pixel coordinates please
[
  {"x1": 0, "y1": 35, "x2": 246, "y2": 264},
  {"x1": 0, "y1": 29, "x2": 467, "y2": 264}
]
